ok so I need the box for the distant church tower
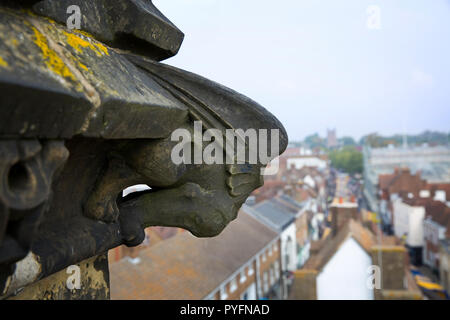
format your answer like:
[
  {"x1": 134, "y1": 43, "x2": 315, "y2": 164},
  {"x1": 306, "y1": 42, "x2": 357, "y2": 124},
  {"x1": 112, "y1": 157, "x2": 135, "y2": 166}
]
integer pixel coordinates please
[{"x1": 327, "y1": 128, "x2": 338, "y2": 148}]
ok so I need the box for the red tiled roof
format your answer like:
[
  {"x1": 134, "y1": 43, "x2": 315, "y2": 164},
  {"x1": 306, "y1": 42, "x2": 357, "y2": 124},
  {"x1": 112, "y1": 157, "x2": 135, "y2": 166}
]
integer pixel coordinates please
[
  {"x1": 379, "y1": 174, "x2": 396, "y2": 191},
  {"x1": 280, "y1": 147, "x2": 301, "y2": 157},
  {"x1": 378, "y1": 168, "x2": 427, "y2": 196},
  {"x1": 110, "y1": 209, "x2": 278, "y2": 300}
]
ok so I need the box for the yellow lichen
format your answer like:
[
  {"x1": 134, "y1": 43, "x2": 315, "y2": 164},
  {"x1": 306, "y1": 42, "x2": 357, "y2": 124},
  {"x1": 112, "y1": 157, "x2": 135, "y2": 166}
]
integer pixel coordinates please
[
  {"x1": 31, "y1": 26, "x2": 76, "y2": 81},
  {"x1": 93, "y1": 42, "x2": 109, "y2": 56},
  {"x1": 73, "y1": 29, "x2": 95, "y2": 38},
  {"x1": 0, "y1": 56, "x2": 8, "y2": 68},
  {"x1": 63, "y1": 30, "x2": 109, "y2": 57},
  {"x1": 78, "y1": 62, "x2": 89, "y2": 72},
  {"x1": 73, "y1": 29, "x2": 109, "y2": 56}
]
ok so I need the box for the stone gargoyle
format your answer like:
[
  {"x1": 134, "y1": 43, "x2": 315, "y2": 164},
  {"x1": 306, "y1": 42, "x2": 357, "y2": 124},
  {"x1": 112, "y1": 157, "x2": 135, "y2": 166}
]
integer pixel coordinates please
[{"x1": 0, "y1": 0, "x2": 288, "y2": 298}]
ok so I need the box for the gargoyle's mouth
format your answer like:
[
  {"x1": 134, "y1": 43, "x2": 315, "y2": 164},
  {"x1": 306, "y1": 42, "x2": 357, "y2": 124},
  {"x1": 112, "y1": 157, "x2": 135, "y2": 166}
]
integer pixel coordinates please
[
  {"x1": 182, "y1": 209, "x2": 227, "y2": 238},
  {"x1": 117, "y1": 183, "x2": 229, "y2": 240}
]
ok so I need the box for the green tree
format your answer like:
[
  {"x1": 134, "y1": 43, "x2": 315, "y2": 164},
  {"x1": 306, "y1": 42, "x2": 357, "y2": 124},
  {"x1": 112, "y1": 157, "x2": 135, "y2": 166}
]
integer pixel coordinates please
[
  {"x1": 304, "y1": 133, "x2": 326, "y2": 149},
  {"x1": 329, "y1": 146, "x2": 363, "y2": 174},
  {"x1": 339, "y1": 136, "x2": 357, "y2": 146}
]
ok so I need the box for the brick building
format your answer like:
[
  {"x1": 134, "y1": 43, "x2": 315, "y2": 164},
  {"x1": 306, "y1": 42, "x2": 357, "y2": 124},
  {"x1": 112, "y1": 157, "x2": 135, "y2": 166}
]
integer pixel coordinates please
[
  {"x1": 109, "y1": 207, "x2": 283, "y2": 300},
  {"x1": 248, "y1": 199, "x2": 297, "y2": 274},
  {"x1": 378, "y1": 168, "x2": 428, "y2": 232},
  {"x1": 422, "y1": 201, "x2": 450, "y2": 271}
]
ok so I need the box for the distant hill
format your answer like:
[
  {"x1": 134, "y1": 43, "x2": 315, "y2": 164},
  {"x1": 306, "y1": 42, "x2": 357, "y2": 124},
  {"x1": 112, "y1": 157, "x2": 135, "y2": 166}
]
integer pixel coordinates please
[{"x1": 291, "y1": 130, "x2": 450, "y2": 150}]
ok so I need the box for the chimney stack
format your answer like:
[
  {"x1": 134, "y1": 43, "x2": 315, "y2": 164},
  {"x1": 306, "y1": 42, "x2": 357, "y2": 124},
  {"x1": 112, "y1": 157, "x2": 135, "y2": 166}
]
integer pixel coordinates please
[
  {"x1": 330, "y1": 202, "x2": 358, "y2": 236},
  {"x1": 288, "y1": 270, "x2": 317, "y2": 300},
  {"x1": 371, "y1": 246, "x2": 407, "y2": 291}
]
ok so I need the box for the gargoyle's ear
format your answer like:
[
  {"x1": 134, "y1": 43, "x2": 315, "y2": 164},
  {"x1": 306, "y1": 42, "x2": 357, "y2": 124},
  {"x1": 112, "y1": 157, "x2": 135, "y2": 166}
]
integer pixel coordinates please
[{"x1": 125, "y1": 54, "x2": 289, "y2": 160}]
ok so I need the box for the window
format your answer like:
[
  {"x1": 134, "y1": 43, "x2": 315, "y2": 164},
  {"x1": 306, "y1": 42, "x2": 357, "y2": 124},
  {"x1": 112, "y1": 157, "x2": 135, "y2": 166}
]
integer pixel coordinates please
[
  {"x1": 263, "y1": 272, "x2": 269, "y2": 293},
  {"x1": 274, "y1": 243, "x2": 278, "y2": 252},
  {"x1": 419, "y1": 190, "x2": 430, "y2": 198},
  {"x1": 274, "y1": 261, "x2": 280, "y2": 279},
  {"x1": 285, "y1": 254, "x2": 290, "y2": 268},
  {"x1": 262, "y1": 252, "x2": 266, "y2": 262},
  {"x1": 220, "y1": 285, "x2": 228, "y2": 300},
  {"x1": 435, "y1": 190, "x2": 446, "y2": 202},
  {"x1": 268, "y1": 246, "x2": 273, "y2": 256},
  {"x1": 240, "y1": 270, "x2": 247, "y2": 283},
  {"x1": 127, "y1": 257, "x2": 141, "y2": 265},
  {"x1": 230, "y1": 279, "x2": 237, "y2": 293},
  {"x1": 269, "y1": 267, "x2": 275, "y2": 286},
  {"x1": 240, "y1": 284, "x2": 256, "y2": 300},
  {"x1": 248, "y1": 264, "x2": 254, "y2": 276},
  {"x1": 284, "y1": 236, "x2": 293, "y2": 268}
]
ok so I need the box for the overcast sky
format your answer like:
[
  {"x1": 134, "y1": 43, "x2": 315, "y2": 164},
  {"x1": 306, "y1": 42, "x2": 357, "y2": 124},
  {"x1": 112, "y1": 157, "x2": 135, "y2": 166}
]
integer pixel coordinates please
[{"x1": 153, "y1": 0, "x2": 450, "y2": 142}]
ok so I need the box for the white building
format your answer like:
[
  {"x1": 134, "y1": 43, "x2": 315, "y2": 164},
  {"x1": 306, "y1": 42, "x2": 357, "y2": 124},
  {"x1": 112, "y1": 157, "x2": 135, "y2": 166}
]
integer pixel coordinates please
[
  {"x1": 392, "y1": 198, "x2": 427, "y2": 265},
  {"x1": 423, "y1": 217, "x2": 446, "y2": 269},
  {"x1": 393, "y1": 199, "x2": 426, "y2": 247},
  {"x1": 286, "y1": 156, "x2": 327, "y2": 170},
  {"x1": 302, "y1": 219, "x2": 376, "y2": 300},
  {"x1": 316, "y1": 237, "x2": 374, "y2": 300},
  {"x1": 422, "y1": 200, "x2": 450, "y2": 271},
  {"x1": 280, "y1": 223, "x2": 297, "y2": 272}
]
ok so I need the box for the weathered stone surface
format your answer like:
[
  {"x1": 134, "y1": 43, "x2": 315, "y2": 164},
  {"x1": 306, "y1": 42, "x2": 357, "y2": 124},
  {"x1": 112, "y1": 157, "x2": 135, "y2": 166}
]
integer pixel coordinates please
[
  {"x1": 0, "y1": 1, "x2": 288, "y2": 299},
  {"x1": 32, "y1": 0, "x2": 184, "y2": 61},
  {"x1": 126, "y1": 54, "x2": 289, "y2": 149},
  {"x1": 0, "y1": 140, "x2": 68, "y2": 267},
  {"x1": 0, "y1": 7, "x2": 188, "y2": 139},
  {"x1": 9, "y1": 254, "x2": 110, "y2": 300}
]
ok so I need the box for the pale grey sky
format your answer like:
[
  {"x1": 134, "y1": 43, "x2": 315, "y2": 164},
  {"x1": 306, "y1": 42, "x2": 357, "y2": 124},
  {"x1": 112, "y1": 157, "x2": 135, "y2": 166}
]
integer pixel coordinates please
[{"x1": 154, "y1": 0, "x2": 450, "y2": 141}]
